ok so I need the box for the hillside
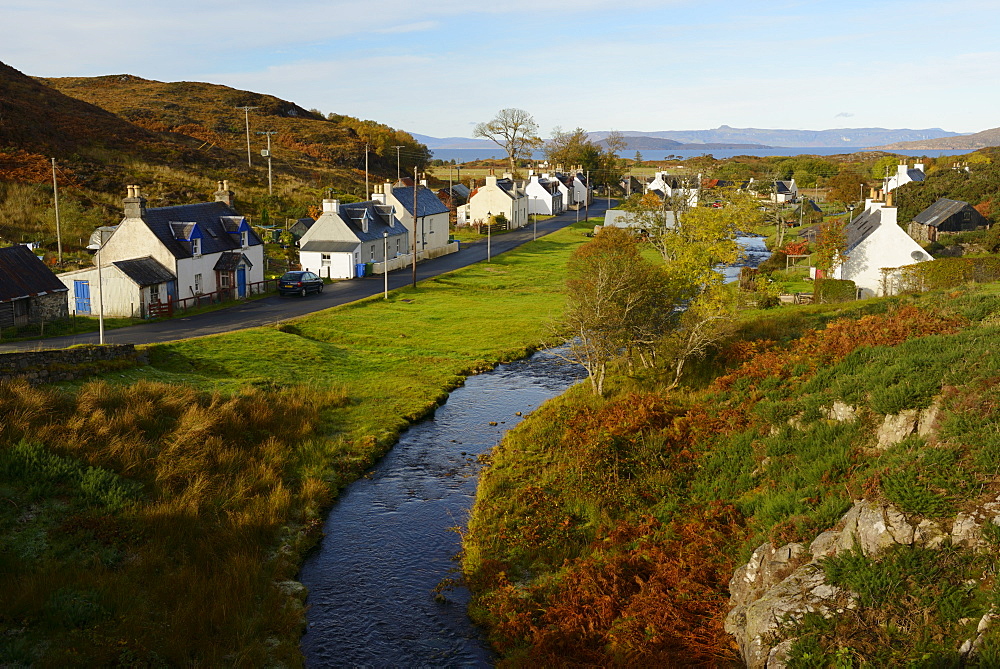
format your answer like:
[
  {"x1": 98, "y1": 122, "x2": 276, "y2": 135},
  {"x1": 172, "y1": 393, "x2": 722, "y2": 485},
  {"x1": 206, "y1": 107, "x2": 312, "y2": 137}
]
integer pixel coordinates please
[
  {"x1": 0, "y1": 61, "x2": 429, "y2": 254},
  {"x1": 589, "y1": 125, "x2": 966, "y2": 148},
  {"x1": 877, "y1": 126, "x2": 1000, "y2": 151}
]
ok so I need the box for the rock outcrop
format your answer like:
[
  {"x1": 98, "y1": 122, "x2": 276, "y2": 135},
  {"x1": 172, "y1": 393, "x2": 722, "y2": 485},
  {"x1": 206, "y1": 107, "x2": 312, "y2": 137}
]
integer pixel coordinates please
[{"x1": 726, "y1": 497, "x2": 1000, "y2": 667}]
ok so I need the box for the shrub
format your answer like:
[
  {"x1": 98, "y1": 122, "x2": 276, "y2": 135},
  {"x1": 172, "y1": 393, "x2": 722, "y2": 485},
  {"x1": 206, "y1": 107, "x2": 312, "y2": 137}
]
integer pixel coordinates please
[{"x1": 815, "y1": 278, "x2": 856, "y2": 303}]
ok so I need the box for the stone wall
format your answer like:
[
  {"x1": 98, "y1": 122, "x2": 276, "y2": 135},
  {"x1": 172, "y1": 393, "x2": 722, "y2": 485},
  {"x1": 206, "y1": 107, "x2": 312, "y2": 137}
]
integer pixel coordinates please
[{"x1": 0, "y1": 344, "x2": 146, "y2": 385}]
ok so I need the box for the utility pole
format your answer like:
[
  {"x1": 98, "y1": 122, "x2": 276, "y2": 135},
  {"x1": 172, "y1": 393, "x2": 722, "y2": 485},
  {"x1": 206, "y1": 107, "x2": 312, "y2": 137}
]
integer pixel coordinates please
[
  {"x1": 383, "y1": 231, "x2": 389, "y2": 299},
  {"x1": 364, "y1": 143, "x2": 370, "y2": 200},
  {"x1": 585, "y1": 170, "x2": 590, "y2": 223},
  {"x1": 257, "y1": 130, "x2": 278, "y2": 195},
  {"x1": 393, "y1": 146, "x2": 404, "y2": 181},
  {"x1": 412, "y1": 165, "x2": 418, "y2": 288},
  {"x1": 236, "y1": 106, "x2": 258, "y2": 167},
  {"x1": 51, "y1": 158, "x2": 62, "y2": 263}
]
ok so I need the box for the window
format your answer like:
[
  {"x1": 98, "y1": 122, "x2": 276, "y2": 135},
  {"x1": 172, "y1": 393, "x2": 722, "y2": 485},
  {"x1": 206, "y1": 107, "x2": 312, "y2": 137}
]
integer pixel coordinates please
[
  {"x1": 241, "y1": 231, "x2": 249, "y2": 248},
  {"x1": 220, "y1": 273, "x2": 231, "y2": 289},
  {"x1": 396, "y1": 239, "x2": 400, "y2": 255},
  {"x1": 370, "y1": 246, "x2": 376, "y2": 261},
  {"x1": 194, "y1": 274, "x2": 203, "y2": 294},
  {"x1": 192, "y1": 238, "x2": 201, "y2": 257},
  {"x1": 321, "y1": 253, "x2": 331, "y2": 267},
  {"x1": 150, "y1": 283, "x2": 160, "y2": 303}
]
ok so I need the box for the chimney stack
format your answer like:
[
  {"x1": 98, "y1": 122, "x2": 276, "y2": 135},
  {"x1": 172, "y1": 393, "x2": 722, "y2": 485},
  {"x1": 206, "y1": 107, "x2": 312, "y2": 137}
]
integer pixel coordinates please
[
  {"x1": 322, "y1": 199, "x2": 340, "y2": 214},
  {"x1": 214, "y1": 180, "x2": 236, "y2": 208},
  {"x1": 123, "y1": 184, "x2": 147, "y2": 219}
]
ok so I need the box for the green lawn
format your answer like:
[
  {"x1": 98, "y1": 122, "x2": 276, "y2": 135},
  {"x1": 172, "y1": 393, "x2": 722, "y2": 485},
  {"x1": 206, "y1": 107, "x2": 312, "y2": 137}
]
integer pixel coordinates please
[{"x1": 136, "y1": 221, "x2": 595, "y2": 445}]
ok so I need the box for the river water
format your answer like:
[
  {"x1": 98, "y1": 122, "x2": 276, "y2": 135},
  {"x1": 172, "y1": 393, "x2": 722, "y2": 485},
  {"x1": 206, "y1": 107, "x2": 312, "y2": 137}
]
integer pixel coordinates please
[
  {"x1": 299, "y1": 349, "x2": 586, "y2": 667},
  {"x1": 299, "y1": 238, "x2": 769, "y2": 667}
]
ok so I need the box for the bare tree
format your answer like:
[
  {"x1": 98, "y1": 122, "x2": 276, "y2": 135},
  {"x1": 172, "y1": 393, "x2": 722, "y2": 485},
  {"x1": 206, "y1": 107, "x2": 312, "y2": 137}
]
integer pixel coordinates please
[{"x1": 474, "y1": 108, "x2": 542, "y2": 175}]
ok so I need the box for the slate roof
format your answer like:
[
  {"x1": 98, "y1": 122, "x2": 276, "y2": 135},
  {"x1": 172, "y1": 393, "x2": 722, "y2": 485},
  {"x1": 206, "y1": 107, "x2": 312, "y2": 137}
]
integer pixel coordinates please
[
  {"x1": 392, "y1": 186, "x2": 450, "y2": 217},
  {"x1": 0, "y1": 245, "x2": 68, "y2": 302},
  {"x1": 135, "y1": 201, "x2": 262, "y2": 259},
  {"x1": 905, "y1": 168, "x2": 926, "y2": 183},
  {"x1": 846, "y1": 208, "x2": 882, "y2": 252},
  {"x1": 213, "y1": 252, "x2": 253, "y2": 272},
  {"x1": 111, "y1": 257, "x2": 176, "y2": 287},
  {"x1": 913, "y1": 198, "x2": 970, "y2": 228},
  {"x1": 776, "y1": 181, "x2": 796, "y2": 195},
  {"x1": 340, "y1": 201, "x2": 410, "y2": 243},
  {"x1": 300, "y1": 240, "x2": 361, "y2": 253}
]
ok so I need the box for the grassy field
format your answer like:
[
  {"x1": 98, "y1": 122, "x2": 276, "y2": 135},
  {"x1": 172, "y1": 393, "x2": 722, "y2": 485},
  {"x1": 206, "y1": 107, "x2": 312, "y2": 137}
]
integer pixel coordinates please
[{"x1": 0, "y1": 220, "x2": 597, "y2": 666}]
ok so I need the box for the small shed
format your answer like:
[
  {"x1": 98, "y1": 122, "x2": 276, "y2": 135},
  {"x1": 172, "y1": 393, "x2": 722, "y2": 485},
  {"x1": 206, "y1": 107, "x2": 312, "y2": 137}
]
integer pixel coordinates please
[
  {"x1": 908, "y1": 198, "x2": 988, "y2": 243},
  {"x1": 57, "y1": 256, "x2": 177, "y2": 318},
  {"x1": 0, "y1": 245, "x2": 69, "y2": 329}
]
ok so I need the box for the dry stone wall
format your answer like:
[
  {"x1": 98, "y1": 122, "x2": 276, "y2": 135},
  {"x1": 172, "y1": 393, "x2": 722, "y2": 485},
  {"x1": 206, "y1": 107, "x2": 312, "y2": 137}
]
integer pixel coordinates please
[{"x1": 0, "y1": 345, "x2": 146, "y2": 385}]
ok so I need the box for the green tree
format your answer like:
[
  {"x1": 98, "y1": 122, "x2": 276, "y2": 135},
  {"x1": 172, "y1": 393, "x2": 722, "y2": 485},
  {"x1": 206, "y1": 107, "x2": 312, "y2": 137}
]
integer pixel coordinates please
[
  {"x1": 562, "y1": 227, "x2": 672, "y2": 395},
  {"x1": 872, "y1": 155, "x2": 900, "y2": 181},
  {"x1": 815, "y1": 218, "x2": 848, "y2": 276},
  {"x1": 827, "y1": 167, "x2": 870, "y2": 206},
  {"x1": 474, "y1": 108, "x2": 543, "y2": 176},
  {"x1": 546, "y1": 127, "x2": 598, "y2": 169}
]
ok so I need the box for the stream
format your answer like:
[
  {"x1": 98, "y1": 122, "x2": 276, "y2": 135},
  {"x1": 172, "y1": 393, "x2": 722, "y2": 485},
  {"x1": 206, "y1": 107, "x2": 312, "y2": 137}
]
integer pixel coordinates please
[
  {"x1": 298, "y1": 348, "x2": 586, "y2": 667},
  {"x1": 298, "y1": 237, "x2": 770, "y2": 667}
]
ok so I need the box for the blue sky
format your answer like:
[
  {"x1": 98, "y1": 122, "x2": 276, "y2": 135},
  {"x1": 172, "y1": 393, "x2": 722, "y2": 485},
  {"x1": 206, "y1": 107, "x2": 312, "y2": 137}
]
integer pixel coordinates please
[{"x1": 2, "y1": 0, "x2": 997, "y2": 137}]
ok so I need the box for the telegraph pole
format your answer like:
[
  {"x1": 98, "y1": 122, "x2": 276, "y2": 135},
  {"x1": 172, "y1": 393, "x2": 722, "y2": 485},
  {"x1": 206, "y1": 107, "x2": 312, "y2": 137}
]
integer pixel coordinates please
[
  {"x1": 257, "y1": 130, "x2": 278, "y2": 195},
  {"x1": 364, "y1": 143, "x2": 370, "y2": 199},
  {"x1": 236, "y1": 106, "x2": 258, "y2": 167},
  {"x1": 51, "y1": 158, "x2": 62, "y2": 263},
  {"x1": 393, "y1": 146, "x2": 404, "y2": 181},
  {"x1": 412, "y1": 166, "x2": 418, "y2": 288}
]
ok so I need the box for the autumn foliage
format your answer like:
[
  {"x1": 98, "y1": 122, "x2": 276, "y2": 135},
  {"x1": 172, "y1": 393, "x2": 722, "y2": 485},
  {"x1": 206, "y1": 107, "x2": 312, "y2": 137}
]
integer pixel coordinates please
[
  {"x1": 467, "y1": 304, "x2": 973, "y2": 666},
  {"x1": 480, "y1": 508, "x2": 743, "y2": 667}
]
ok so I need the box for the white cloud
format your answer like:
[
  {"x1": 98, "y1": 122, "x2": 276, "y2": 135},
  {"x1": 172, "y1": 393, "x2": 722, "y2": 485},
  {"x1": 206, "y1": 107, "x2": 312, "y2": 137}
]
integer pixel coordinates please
[{"x1": 375, "y1": 21, "x2": 438, "y2": 34}]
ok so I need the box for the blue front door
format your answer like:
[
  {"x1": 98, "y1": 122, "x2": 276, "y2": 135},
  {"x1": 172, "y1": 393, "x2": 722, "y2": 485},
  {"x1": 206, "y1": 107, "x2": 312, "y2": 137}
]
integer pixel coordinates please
[
  {"x1": 166, "y1": 280, "x2": 177, "y2": 301},
  {"x1": 236, "y1": 266, "x2": 247, "y2": 297},
  {"x1": 74, "y1": 280, "x2": 91, "y2": 314}
]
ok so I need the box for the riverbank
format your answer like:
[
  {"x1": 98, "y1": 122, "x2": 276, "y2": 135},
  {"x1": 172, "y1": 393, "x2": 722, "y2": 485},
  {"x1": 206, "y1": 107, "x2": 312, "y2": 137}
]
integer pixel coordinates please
[
  {"x1": 0, "y1": 221, "x2": 595, "y2": 666},
  {"x1": 461, "y1": 286, "x2": 1000, "y2": 665}
]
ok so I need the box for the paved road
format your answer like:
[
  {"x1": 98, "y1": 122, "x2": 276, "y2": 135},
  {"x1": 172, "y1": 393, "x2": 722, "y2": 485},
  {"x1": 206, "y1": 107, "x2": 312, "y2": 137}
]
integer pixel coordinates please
[{"x1": 1, "y1": 201, "x2": 612, "y2": 352}]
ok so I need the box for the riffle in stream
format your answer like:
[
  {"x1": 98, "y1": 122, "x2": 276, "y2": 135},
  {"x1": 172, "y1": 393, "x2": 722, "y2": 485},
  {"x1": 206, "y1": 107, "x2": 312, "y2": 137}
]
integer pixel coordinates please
[{"x1": 299, "y1": 348, "x2": 585, "y2": 667}]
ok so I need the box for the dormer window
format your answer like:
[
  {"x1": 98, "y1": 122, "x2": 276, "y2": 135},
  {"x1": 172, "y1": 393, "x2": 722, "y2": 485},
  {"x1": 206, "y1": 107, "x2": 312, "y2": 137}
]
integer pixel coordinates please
[
  {"x1": 241, "y1": 231, "x2": 249, "y2": 248},
  {"x1": 192, "y1": 238, "x2": 201, "y2": 257}
]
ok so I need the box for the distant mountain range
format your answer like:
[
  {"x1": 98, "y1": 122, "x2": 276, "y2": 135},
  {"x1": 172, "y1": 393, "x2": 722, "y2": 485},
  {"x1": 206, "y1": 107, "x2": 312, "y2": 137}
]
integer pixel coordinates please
[
  {"x1": 414, "y1": 126, "x2": 972, "y2": 151},
  {"x1": 875, "y1": 126, "x2": 1000, "y2": 150}
]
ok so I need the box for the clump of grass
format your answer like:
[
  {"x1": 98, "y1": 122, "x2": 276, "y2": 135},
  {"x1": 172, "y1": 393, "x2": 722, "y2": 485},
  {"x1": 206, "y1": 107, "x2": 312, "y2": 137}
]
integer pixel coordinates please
[{"x1": 786, "y1": 544, "x2": 989, "y2": 665}]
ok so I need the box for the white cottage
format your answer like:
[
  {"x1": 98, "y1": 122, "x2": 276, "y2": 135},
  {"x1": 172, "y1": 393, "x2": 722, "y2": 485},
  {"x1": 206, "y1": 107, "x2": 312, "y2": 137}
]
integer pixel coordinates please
[
  {"x1": 831, "y1": 194, "x2": 931, "y2": 298},
  {"x1": 464, "y1": 175, "x2": 530, "y2": 229},
  {"x1": 644, "y1": 171, "x2": 699, "y2": 207},
  {"x1": 525, "y1": 173, "x2": 565, "y2": 216},
  {"x1": 59, "y1": 182, "x2": 265, "y2": 316},
  {"x1": 375, "y1": 181, "x2": 454, "y2": 257},
  {"x1": 884, "y1": 161, "x2": 925, "y2": 192},
  {"x1": 298, "y1": 199, "x2": 409, "y2": 279}
]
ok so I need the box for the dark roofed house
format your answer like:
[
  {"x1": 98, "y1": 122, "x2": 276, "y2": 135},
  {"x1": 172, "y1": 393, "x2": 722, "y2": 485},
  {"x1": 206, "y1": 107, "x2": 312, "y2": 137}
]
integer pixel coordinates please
[
  {"x1": 298, "y1": 198, "x2": 410, "y2": 279},
  {"x1": 289, "y1": 217, "x2": 315, "y2": 241},
  {"x1": 377, "y1": 181, "x2": 455, "y2": 255},
  {"x1": 56, "y1": 181, "x2": 264, "y2": 317},
  {"x1": 0, "y1": 245, "x2": 69, "y2": 330},
  {"x1": 908, "y1": 198, "x2": 988, "y2": 243}
]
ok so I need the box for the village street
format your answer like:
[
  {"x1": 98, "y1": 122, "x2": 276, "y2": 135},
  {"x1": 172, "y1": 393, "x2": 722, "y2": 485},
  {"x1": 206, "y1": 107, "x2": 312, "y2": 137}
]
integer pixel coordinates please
[{"x1": 0, "y1": 201, "x2": 612, "y2": 352}]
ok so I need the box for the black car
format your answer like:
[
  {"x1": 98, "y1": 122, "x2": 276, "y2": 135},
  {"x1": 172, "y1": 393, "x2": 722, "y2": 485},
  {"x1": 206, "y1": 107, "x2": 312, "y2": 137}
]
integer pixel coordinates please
[{"x1": 278, "y1": 271, "x2": 324, "y2": 297}]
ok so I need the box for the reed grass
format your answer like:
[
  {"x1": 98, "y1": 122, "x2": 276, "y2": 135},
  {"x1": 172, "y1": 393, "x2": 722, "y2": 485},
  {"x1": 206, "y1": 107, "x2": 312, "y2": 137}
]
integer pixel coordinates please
[{"x1": 0, "y1": 222, "x2": 593, "y2": 665}]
